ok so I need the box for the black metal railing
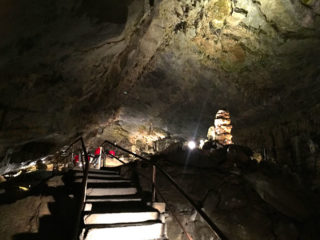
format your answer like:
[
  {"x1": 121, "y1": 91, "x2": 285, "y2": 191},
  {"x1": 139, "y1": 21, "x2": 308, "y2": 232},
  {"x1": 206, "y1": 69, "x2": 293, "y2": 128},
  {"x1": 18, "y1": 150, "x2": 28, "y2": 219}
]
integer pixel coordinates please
[
  {"x1": 65, "y1": 137, "x2": 90, "y2": 240},
  {"x1": 101, "y1": 139, "x2": 228, "y2": 240}
]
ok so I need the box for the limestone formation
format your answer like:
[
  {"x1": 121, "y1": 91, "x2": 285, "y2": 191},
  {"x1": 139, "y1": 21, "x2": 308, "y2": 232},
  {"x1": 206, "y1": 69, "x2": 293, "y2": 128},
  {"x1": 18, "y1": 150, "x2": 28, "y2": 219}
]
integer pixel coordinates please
[
  {"x1": 0, "y1": 175, "x2": 6, "y2": 183},
  {"x1": 135, "y1": 153, "x2": 320, "y2": 240},
  {"x1": 214, "y1": 110, "x2": 233, "y2": 145},
  {"x1": 0, "y1": 0, "x2": 320, "y2": 178},
  {"x1": 1, "y1": 1, "x2": 320, "y2": 239},
  {"x1": 206, "y1": 126, "x2": 215, "y2": 141}
]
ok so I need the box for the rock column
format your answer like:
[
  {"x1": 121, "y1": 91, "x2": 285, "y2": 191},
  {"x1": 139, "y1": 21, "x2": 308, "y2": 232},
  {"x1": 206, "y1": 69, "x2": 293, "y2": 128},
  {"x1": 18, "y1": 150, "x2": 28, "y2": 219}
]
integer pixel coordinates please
[{"x1": 214, "y1": 110, "x2": 233, "y2": 145}]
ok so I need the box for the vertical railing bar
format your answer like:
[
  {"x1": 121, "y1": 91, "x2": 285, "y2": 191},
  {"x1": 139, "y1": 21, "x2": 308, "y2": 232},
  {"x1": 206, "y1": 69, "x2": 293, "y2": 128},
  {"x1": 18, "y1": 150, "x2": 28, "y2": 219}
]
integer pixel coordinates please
[
  {"x1": 154, "y1": 162, "x2": 224, "y2": 240},
  {"x1": 69, "y1": 137, "x2": 90, "y2": 240},
  {"x1": 134, "y1": 170, "x2": 193, "y2": 240},
  {"x1": 80, "y1": 137, "x2": 90, "y2": 204},
  {"x1": 80, "y1": 151, "x2": 85, "y2": 172},
  {"x1": 152, "y1": 165, "x2": 157, "y2": 202},
  {"x1": 71, "y1": 145, "x2": 74, "y2": 166},
  {"x1": 155, "y1": 184, "x2": 194, "y2": 240}
]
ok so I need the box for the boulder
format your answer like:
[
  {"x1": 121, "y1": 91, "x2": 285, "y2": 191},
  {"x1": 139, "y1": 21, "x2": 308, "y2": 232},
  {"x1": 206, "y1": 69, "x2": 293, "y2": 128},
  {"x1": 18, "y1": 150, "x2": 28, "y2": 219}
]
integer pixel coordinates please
[
  {"x1": 0, "y1": 175, "x2": 6, "y2": 183},
  {"x1": 244, "y1": 172, "x2": 315, "y2": 221}
]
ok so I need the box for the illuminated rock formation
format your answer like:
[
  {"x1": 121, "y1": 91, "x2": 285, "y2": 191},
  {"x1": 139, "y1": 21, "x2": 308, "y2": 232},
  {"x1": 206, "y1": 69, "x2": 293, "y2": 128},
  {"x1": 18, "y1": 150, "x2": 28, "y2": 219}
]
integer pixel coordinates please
[
  {"x1": 206, "y1": 126, "x2": 216, "y2": 141},
  {"x1": 214, "y1": 110, "x2": 233, "y2": 145},
  {"x1": 0, "y1": 0, "x2": 320, "y2": 177}
]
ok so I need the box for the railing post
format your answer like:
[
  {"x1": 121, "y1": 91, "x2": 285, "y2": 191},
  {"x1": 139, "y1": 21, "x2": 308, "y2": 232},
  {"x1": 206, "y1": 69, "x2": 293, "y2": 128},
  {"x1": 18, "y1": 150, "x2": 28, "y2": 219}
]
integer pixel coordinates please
[
  {"x1": 80, "y1": 151, "x2": 85, "y2": 172},
  {"x1": 72, "y1": 137, "x2": 90, "y2": 240},
  {"x1": 97, "y1": 147, "x2": 102, "y2": 169},
  {"x1": 80, "y1": 138, "x2": 90, "y2": 204},
  {"x1": 152, "y1": 165, "x2": 157, "y2": 202},
  {"x1": 71, "y1": 145, "x2": 74, "y2": 167}
]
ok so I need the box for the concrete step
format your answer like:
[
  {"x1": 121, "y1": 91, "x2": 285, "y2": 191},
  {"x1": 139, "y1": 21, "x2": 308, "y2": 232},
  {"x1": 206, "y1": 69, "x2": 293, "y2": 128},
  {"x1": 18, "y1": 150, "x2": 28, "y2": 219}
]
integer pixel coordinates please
[
  {"x1": 83, "y1": 211, "x2": 159, "y2": 224},
  {"x1": 81, "y1": 221, "x2": 164, "y2": 240},
  {"x1": 73, "y1": 167, "x2": 119, "y2": 174},
  {"x1": 75, "y1": 178, "x2": 131, "y2": 183},
  {"x1": 83, "y1": 201, "x2": 148, "y2": 211},
  {"x1": 86, "y1": 187, "x2": 137, "y2": 196},
  {"x1": 100, "y1": 166, "x2": 121, "y2": 172},
  {"x1": 74, "y1": 172, "x2": 121, "y2": 178},
  {"x1": 73, "y1": 175, "x2": 124, "y2": 181},
  {"x1": 84, "y1": 201, "x2": 155, "y2": 212},
  {"x1": 85, "y1": 194, "x2": 142, "y2": 203},
  {"x1": 86, "y1": 182, "x2": 135, "y2": 189}
]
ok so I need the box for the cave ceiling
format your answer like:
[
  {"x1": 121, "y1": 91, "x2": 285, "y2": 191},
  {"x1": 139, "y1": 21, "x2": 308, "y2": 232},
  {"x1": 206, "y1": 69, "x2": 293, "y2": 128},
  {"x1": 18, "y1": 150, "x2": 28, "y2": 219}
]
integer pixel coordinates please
[{"x1": 1, "y1": 0, "x2": 320, "y2": 160}]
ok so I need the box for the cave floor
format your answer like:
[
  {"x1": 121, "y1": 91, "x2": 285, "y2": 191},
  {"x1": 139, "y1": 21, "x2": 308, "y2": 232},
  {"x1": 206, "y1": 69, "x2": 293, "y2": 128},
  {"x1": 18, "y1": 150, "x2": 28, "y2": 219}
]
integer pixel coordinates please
[{"x1": 0, "y1": 171, "x2": 78, "y2": 240}]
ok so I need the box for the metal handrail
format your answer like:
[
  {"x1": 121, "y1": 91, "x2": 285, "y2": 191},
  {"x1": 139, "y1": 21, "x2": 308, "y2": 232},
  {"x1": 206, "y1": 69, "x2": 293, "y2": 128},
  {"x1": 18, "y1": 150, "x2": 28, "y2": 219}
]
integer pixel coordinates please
[
  {"x1": 101, "y1": 139, "x2": 227, "y2": 240},
  {"x1": 137, "y1": 170, "x2": 193, "y2": 240},
  {"x1": 65, "y1": 137, "x2": 90, "y2": 240},
  {"x1": 155, "y1": 184, "x2": 194, "y2": 240}
]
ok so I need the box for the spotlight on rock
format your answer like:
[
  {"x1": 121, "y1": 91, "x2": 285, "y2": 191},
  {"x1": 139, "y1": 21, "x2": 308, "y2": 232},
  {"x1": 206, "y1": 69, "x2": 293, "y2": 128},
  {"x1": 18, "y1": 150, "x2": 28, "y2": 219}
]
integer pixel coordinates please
[{"x1": 187, "y1": 141, "x2": 196, "y2": 150}]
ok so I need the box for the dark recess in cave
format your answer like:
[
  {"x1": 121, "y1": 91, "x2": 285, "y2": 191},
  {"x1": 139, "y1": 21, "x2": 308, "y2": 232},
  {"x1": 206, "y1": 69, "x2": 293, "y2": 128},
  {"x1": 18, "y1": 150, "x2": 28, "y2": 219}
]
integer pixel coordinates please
[{"x1": 78, "y1": 0, "x2": 130, "y2": 24}]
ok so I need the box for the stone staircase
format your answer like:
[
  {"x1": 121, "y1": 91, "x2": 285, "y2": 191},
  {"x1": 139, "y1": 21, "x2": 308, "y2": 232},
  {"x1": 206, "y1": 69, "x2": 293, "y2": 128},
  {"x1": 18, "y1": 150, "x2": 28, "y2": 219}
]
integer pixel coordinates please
[{"x1": 70, "y1": 167, "x2": 167, "y2": 240}]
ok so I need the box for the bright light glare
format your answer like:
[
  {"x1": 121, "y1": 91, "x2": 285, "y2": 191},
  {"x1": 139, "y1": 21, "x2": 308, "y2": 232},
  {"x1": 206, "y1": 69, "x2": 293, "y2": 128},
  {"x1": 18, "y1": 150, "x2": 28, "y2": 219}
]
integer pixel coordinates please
[{"x1": 188, "y1": 141, "x2": 196, "y2": 150}]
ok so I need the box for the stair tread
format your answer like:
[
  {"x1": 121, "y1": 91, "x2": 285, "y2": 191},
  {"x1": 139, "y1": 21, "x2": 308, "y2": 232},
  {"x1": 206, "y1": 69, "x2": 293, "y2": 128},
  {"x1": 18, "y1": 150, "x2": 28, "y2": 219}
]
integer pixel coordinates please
[
  {"x1": 82, "y1": 221, "x2": 164, "y2": 240},
  {"x1": 74, "y1": 178, "x2": 131, "y2": 183},
  {"x1": 85, "y1": 198, "x2": 142, "y2": 202},
  {"x1": 86, "y1": 187, "x2": 137, "y2": 196},
  {"x1": 83, "y1": 211, "x2": 160, "y2": 225},
  {"x1": 100, "y1": 166, "x2": 121, "y2": 171},
  {"x1": 73, "y1": 167, "x2": 118, "y2": 174},
  {"x1": 85, "y1": 194, "x2": 142, "y2": 202},
  {"x1": 84, "y1": 209, "x2": 158, "y2": 214},
  {"x1": 84, "y1": 201, "x2": 157, "y2": 213},
  {"x1": 84, "y1": 219, "x2": 162, "y2": 228},
  {"x1": 86, "y1": 194, "x2": 141, "y2": 199},
  {"x1": 74, "y1": 172, "x2": 120, "y2": 178},
  {"x1": 86, "y1": 182, "x2": 135, "y2": 188},
  {"x1": 73, "y1": 175, "x2": 124, "y2": 180}
]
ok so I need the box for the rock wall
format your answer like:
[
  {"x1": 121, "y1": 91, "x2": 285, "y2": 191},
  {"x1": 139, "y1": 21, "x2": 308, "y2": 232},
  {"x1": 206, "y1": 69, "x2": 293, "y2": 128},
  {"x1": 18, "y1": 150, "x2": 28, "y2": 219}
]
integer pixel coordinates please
[
  {"x1": 234, "y1": 110, "x2": 320, "y2": 184},
  {"x1": 0, "y1": 174, "x2": 77, "y2": 240},
  {"x1": 136, "y1": 155, "x2": 320, "y2": 240},
  {"x1": 1, "y1": 0, "x2": 320, "y2": 170}
]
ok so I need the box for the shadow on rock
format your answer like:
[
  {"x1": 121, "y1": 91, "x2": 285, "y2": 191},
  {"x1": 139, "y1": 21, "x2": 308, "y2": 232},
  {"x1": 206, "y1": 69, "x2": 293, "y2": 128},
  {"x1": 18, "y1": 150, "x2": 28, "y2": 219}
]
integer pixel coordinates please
[{"x1": 12, "y1": 175, "x2": 78, "y2": 240}]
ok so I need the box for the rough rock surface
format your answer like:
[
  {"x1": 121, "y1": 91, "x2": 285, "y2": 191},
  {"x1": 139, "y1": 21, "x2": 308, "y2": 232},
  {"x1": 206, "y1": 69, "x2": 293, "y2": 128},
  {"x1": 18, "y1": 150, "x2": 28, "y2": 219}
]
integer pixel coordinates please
[
  {"x1": 1, "y1": 0, "x2": 320, "y2": 175},
  {"x1": 136, "y1": 149, "x2": 320, "y2": 240},
  {"x1": 0, "y1": 174, "x2": 77, "y2": 240},
  {"x1": 214, "y1": 110, "x2": 233, "y2": 145}
]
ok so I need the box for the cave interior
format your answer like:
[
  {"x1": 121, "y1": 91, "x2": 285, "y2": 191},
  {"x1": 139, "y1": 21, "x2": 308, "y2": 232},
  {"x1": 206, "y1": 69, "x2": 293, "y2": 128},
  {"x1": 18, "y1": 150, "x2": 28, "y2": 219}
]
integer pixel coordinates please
[{"x1": 1, "y1": 0, "x2": 320, "y2": 239}]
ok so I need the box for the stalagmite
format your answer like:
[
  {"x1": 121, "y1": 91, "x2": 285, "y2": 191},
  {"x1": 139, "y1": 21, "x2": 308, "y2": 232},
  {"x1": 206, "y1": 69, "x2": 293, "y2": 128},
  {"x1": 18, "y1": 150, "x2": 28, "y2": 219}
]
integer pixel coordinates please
[
  {"x1": 207, "y1": 126, "x2": 215, "y2": 140},
  {"x1": 214, "y1": 110, "x2": 233, "y2": 145}
]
